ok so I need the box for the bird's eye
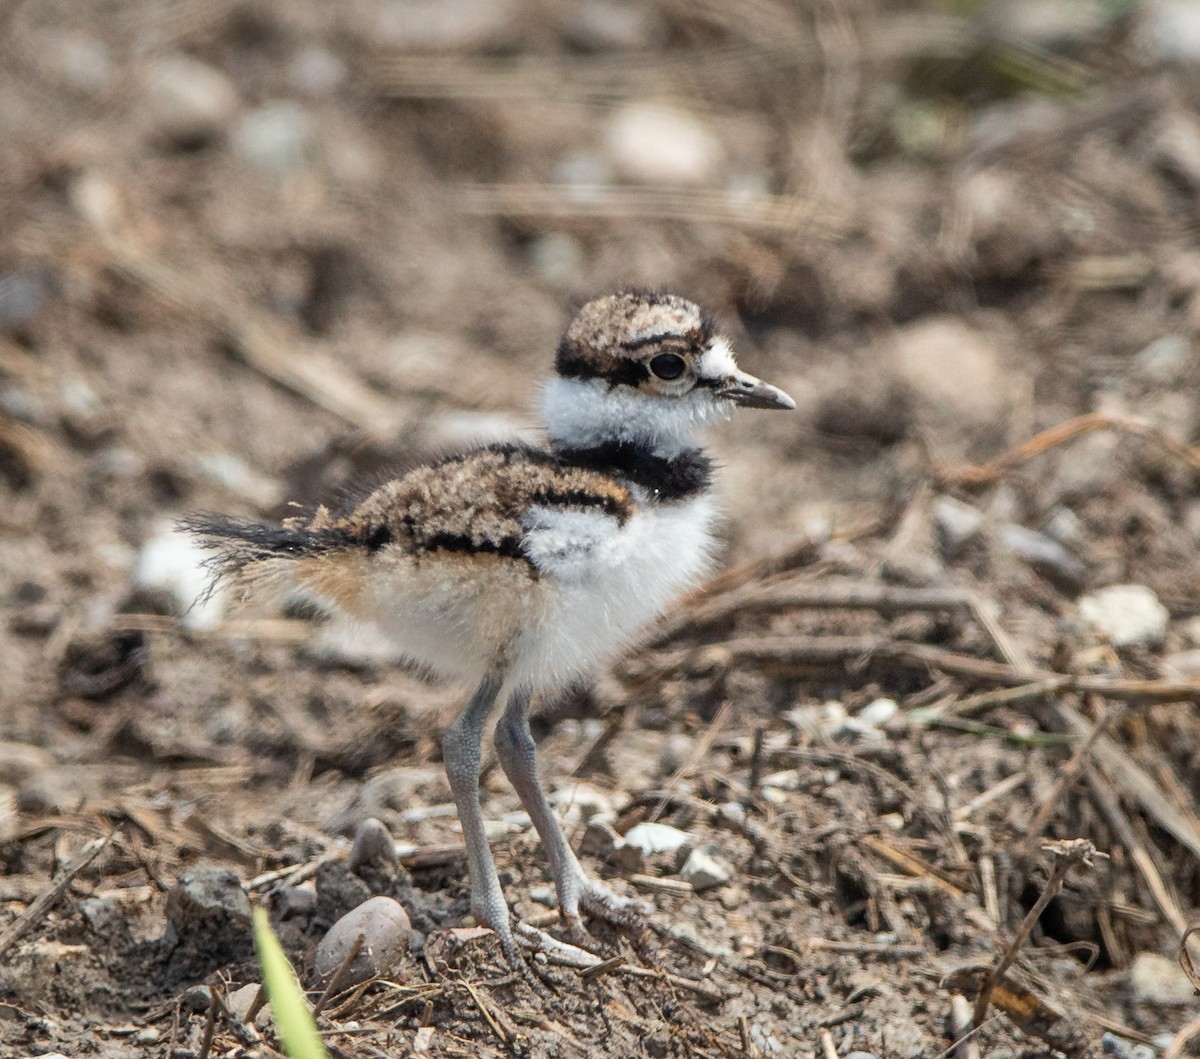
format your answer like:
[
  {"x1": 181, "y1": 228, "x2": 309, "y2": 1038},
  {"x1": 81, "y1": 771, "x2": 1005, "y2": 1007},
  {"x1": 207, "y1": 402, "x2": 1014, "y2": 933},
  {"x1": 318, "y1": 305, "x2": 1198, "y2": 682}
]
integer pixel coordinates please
[{"x1": 649, "y1": 353, "x2": 686, "y2": 380}]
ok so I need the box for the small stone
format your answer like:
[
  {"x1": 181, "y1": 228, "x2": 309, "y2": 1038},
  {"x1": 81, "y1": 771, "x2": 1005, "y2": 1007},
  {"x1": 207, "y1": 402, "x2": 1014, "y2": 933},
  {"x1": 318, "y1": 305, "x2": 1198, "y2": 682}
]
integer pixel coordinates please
[
  {"x1": 226, "y1": 983, "x2": 262, "y2": 1021},
  {"x1": 1141, "y1": 0, "x2": 1200, "y2": 64},
  {"x1": 845, "y1": 1053, "x2": 878, "y2": 1059},
  {"x1": 0, "y1": 273, "x2": 49, "y2": 326},
  {"x1": 999, "y1": 523, "x2": 1087, "y2": 592},
  {"x1": 1163, "y1": 649, "x2": 1200, "y2": 678},
  {"x1": 890, "y1": 318, "x2": 1009, "y2": 423},
  {"x1": 42, "y1": 31, "x2": 113, "y2": 94},
  {"x1": 605, "y1": 103, "x2": 723, "y2": 185},
  {"x1": 933, "y1": 495, "x2": 984, "y2": 559},
  {"x1": 348, "y1": 818, "x2": 399, "y2": 879},
  {"x1": 1133, "y1": 335, "x2": 1194, "y2": 385},
  {"x1": 679, "y1": 848, "x2": 733, "y2": 892},
  {"x1": 289, "y1": 47, "x2": 346, "y2": 97},
  {"x1": 623, "y1": 822, "x2": 691, "y2": 857},
  {"x1": 1079, "y1": 585, "x2": 1169, "y2": 648},
  {"x1": 548, "y1": 782, "x2": 613, "y2": 823},
  {"x1": 528, "y1": 234, "x2": 585, "y2": 289},
  {"x1": 180, "y1": 985, "x2": 213, "y2": 1013},
  {"x1": 142, "y1": 56, "x2": 239, "y2": 145},
  {"x1": 858, "y1": 698, "x2": 898, "y2": 727},
  {"x1": 1126, "y1": 951, "x2": 1195, "y2": 1005},
  {"x1": 164, "y1": 868, "x2": 254, "y2": 978},
  {"x1": 658, "y1": 733, "x2": 695, "y2": 775},
  {"x1": 0, "y1": 741, "x2": 51, "y2": 785},
  {"x1": 313, "y1": 896, "x2": 412, "y2": 988},
  {"x1": 563, "y1": 1, "x2": 662, "y2": 50},
  {"x1": 373, "y1": 0, "x2": 519, "y2": 50},
  {"x1": 230, "y1": 102, "x2": 317, "y2": 175}
]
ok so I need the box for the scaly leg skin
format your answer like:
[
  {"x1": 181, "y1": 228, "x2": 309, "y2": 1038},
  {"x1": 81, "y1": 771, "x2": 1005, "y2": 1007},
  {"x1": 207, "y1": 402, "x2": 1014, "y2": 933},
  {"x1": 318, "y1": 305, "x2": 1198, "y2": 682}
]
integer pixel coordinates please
[
  {"x1": 442, "y1": 677, "x2": 599, "y2": 992},
  {"x1": 494, "y1": 687, "x2": 650, "y2": 947}
]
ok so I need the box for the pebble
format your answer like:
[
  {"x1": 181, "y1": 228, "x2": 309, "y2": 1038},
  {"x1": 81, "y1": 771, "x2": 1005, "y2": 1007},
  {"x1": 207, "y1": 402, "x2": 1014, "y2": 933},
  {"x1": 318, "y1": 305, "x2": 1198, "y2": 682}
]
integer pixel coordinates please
[
  {"x1": 605, "y1": 103, "x2": 723, "y2": 185},
  {"x1": 313, "y1": 896, "x2": 412, "y2": 988},
  {"x1": 932, "y1": 495, "x2": 984, "y2": 559},
  {"x1": 658, "y1": 732, "x2": 696, "y2": 775},
  {"x1": 563, "y1": 1, "x2": 662, "y2": 50},
  {"x1": 998, "y1": 523, "x2": 1087, "y2": 592},
  {"x1": 528, "y1": 234, "x2": 585, "y2": 289},
  {"x1": 348, "y1": 818, "x2": 399, "y2": 875},
  {"x1": 0, "y1": 741, "x2": 51, "y2": 785},
  {"x1": 679, "y1": 848, "x2": 733, "y2": 892},
  {"x1": 289, "y1": 47, "x2": 346, "y2": 98},
  {"x1": 142, "y1": 55, "x2": 239, "y2": 145},
  {"x1": 889, "y1": 317, "x2": 1010, "y2": 425},
  {"x1": 548, "y1": 782, "x2": 613, "y2": 823},
  {"x1": 0, "y1": 273, "x2": 49, "y2": 326},
  {"x1": 1141, "y1": 0, "x2": 1200, "y2": 64},
  {"x1": 373, "y1": 0, "x2": 519, "y2": 50},
  {"x1": 229, "y1": 102, "x2": 317, "y2": 176},
  {"x1": 136, "y1": 525, "x2": 228, "y2": 630},
  {"x1": 1078, "y1": 585, "x2": 1169, "y2": 648},
  {"x1": 164, "y1": 868, "x2": 254, "y2": 977},
  {"x1": 858, "y1": 698, "x2": 899, "y2": 727},
  {"x1": 1126, "y1": 950, "x2": 1195, "y2": 1005},
  {"x1": 623, "y1": 822, "x2": 691, "y2": 857},
  {"x1": 1162, "y1": 649, "x2": 1200, "y2": 678},
  {"x1": 42, "y1": 31, "x2": 113, "y2": 94},
  {"x1": 1102, "y1": 1034, "x2": 1155, "y2": 1059},
  {"x1": 1132, "y1": 335, "x2": 1194, "y2": 385}
]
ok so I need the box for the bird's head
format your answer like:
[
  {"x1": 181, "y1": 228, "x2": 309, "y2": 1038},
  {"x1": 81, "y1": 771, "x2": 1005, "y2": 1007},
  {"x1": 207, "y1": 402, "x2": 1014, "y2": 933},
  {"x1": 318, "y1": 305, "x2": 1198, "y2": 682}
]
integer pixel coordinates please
[{"x1": 544, "y1": 290, "x2": 794, "y2": 454}]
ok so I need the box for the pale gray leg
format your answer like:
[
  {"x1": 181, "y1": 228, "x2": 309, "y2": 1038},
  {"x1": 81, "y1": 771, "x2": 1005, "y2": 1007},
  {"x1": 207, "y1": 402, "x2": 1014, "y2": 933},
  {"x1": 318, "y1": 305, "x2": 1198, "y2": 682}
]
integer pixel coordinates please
[
  {"x1": 442, "y1": 675, "x2": 522, "y2": 965},
  {"x1": 494, "y1": 687, "x2": 646, "y2": 942}
]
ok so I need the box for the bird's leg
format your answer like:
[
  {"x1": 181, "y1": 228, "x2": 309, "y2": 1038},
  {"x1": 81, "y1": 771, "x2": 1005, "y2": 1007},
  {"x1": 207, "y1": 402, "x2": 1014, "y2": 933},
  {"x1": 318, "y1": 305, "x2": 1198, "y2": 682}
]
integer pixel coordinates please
[
  {"x1": 494, "y1": 687, "x2": 647, "y2": 946},
  {"x1": 441, "y1": 674, "x2": 526, "y2": 969}
]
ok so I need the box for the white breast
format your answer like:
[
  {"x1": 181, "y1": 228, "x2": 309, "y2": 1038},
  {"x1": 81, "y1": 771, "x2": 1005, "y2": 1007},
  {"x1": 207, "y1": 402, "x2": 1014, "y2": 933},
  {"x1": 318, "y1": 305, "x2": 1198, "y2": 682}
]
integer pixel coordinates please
[{"x1": 514, "y1": 493, "x2": 720, "y2": 690}]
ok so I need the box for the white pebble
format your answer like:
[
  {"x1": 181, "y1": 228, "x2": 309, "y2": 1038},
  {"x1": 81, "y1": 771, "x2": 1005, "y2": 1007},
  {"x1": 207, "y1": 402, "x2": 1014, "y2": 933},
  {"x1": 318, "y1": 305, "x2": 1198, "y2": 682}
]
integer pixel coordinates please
[
  {"x1": 605, "y1": 103, "x2": 723, "y2": 186},
  {"x1": 1078, "y1": 585, "x2": 1169, "y2": 648}
]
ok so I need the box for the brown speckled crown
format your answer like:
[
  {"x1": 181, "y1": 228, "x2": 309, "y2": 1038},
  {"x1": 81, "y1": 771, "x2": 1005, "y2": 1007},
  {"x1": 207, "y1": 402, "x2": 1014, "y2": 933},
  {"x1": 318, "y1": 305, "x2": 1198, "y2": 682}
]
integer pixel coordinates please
[{"x1": 555, "y1": 290, "x2": 715, "y2": 386}]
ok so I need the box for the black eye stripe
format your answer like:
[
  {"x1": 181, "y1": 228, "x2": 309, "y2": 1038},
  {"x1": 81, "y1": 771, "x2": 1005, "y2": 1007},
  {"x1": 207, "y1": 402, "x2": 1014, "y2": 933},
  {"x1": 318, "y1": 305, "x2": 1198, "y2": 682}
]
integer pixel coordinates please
[{"x1": 649, "y1": 353, "x2": 686, "y2": 380}]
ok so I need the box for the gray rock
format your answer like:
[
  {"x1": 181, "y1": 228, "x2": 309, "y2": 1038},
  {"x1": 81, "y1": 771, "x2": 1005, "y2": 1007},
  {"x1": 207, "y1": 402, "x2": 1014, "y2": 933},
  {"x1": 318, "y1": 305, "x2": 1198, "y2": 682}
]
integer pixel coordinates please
[
  {"x1": 142, "y1": 56, "x2": 239, "y2": 145},
  {"x1": 1141, "y1": 0, "x2": 1200, "y2": 64},
  {"x1": 165, "y1": 868, "x2": 254, "y2": 978},
  {"x1": 313, "y1": 896, "x2": 411, "y2": 988},
  {"x1": 0, "y1": 273, "x2": 49, "y2": 326},
  {"x1": 230, "y1": 102, "x2": 317, "y2": 175},
  {"x1": 373, "y1": 0, "x2": 519, "y2": 50},
  {"x1": 563, "y1": 1, "x2": 663, "y2": 50},
  {"x1": 998, "y1": 523, "x2": 1087, "y2": 592},
  {"x1": 1133, "y1": 335, "x2": 1194, "y2": 385},
  {"x1": 288, "y1": 47, "x2": 346, "y2": 98},
  {"x1": 679, "y1": 848, "x2": 733, "y2": 892},
  {"x1": 932, "y1": 495, "x2": 984, "y2": 558},
  {"x1": 42, "y1": 31, "x2": 113, "y2": 94},
  {"x1": 1079, "y1": 585, "x2": 1168, "y2": 648},
  {"x1": 1126, "y1": 950, "x2": 1195, "y2": 1005},
  {"x1": 348, "y1": 818, "x2": 403, "y2": 892},
  {"x1": 528, "y1": 234, "x2": 585, "y2": 289}
]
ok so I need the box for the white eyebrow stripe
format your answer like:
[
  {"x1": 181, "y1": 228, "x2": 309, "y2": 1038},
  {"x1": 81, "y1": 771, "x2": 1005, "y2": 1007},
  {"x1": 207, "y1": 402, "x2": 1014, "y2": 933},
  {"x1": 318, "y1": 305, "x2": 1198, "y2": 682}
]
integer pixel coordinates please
[{"x1": 697, "y1": 335, "x2": 737, "y2": 379}]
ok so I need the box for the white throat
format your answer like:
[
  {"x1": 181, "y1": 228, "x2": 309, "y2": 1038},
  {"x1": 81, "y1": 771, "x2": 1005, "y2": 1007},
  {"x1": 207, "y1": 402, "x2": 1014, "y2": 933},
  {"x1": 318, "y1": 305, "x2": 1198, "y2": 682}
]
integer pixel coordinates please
[{"x1": 542, "y1": 377, "x2": 730, "y2": 455}]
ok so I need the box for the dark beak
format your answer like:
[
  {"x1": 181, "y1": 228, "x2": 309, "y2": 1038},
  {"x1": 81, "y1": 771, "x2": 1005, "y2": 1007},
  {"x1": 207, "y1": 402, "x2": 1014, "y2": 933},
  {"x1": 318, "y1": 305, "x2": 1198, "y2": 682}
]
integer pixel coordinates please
[{"x1": 715, "y1": 369, "x2": 796, "y2": 410}]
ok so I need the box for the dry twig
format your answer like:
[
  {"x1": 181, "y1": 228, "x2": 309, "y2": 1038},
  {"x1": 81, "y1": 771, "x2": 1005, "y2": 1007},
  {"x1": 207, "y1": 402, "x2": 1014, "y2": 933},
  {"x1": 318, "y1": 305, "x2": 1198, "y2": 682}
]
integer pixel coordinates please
[{"x1": 973, "y1": 839, "x2": 1100, "y2": 1028}]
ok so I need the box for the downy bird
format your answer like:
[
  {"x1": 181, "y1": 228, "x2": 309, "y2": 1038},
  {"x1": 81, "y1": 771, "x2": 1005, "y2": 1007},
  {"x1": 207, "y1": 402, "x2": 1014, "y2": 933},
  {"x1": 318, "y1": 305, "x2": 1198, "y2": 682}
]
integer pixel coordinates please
[{"x1": 186, "y1": 290, "x2": 794, "y2": 973}]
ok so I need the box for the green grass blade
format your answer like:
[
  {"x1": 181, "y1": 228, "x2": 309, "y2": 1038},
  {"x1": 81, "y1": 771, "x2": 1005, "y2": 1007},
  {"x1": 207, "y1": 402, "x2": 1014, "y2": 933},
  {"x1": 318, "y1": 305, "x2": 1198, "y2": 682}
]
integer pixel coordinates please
[{"x1": 252, "y1": 906, "x2": 328, "y2": 1059}]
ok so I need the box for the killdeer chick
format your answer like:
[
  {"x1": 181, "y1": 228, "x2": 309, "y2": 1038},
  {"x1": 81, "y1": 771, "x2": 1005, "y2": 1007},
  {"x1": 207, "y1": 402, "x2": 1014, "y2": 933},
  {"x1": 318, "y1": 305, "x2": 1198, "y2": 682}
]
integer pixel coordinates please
[{"x1": 186, "y1": 290, "x2": 794, "y2": 974}]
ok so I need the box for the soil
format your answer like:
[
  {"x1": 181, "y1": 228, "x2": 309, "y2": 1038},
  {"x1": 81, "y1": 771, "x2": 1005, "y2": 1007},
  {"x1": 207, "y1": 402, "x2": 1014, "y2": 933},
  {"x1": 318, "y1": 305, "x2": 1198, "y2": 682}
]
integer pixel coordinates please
[{"x1": 3, "y1": 2, "x2": 1200, "y2": 1057}]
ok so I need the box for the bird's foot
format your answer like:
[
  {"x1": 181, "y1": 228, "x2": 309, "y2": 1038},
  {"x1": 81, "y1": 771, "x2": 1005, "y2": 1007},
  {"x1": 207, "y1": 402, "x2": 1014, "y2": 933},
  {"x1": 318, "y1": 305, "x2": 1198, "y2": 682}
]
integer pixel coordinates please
[{"x1": 562, "y1": 880, "x2": 651, "y2": 947}]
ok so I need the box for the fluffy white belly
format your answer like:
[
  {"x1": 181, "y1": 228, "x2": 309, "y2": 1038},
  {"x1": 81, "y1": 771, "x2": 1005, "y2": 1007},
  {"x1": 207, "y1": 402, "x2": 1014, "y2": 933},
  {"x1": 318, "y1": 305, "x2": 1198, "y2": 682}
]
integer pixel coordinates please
[{"x1": 513, "y1": 494, "x2": 719, "y2": 689}]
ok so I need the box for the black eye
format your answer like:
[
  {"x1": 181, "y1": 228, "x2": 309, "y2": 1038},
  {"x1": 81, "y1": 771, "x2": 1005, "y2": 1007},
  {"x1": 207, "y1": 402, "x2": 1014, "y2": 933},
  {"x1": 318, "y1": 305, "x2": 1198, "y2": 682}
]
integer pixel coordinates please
[{"x1": 649, "y1": 353, "x2": 686, "y2": 380}]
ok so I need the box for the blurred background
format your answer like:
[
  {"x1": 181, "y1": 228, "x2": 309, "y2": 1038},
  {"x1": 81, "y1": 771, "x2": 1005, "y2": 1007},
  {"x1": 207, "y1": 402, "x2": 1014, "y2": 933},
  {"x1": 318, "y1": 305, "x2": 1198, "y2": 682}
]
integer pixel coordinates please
[{"x1": 5, "y1": 0, "x2": 1200, "y2": 1054}]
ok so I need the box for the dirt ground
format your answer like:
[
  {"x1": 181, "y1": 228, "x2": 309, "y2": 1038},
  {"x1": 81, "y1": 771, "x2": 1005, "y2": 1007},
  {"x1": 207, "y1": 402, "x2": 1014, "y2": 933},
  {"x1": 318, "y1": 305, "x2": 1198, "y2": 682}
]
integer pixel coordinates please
[{"x1": 4, "y1": 1, "x2": 1200, "y2": 1056}]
